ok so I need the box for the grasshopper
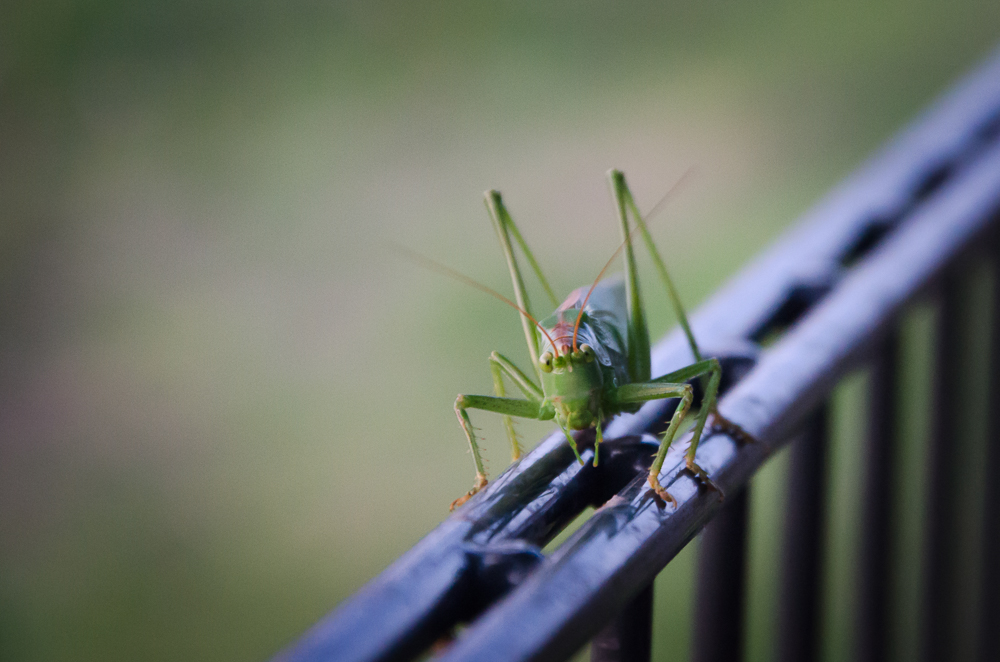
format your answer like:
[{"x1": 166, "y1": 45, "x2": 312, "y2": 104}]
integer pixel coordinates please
[{"x1": 448, "y1": 170, "x2": 747, "y2": 511}]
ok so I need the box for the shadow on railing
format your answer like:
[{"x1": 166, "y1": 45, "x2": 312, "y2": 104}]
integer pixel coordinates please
[{"x1": 275, "y1": 45, "x2": 1000, "y2": 662}]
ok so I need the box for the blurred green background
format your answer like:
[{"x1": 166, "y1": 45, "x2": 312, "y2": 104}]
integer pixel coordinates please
[{"x1": 2, "y1": 1, "x2": 999, "y2": 661}]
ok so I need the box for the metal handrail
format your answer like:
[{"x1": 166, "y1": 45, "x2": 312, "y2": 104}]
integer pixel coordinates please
[{"x1": 275, "y1": 46, "x2": 1000, "y2": 662}]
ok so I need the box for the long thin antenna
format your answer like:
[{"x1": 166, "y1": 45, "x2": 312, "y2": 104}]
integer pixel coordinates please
[
  {"x1": 571, "y1": 168, "x2": 695, "y2": 350},
  {"x1": 391, "y1": 243, "x2": 562, "y2": 356},
  {"x1": 570, "y1": 243, "x2": 628, "y2": 351}
]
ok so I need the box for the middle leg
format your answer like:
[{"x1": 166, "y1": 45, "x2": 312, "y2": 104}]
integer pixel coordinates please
[{"x1": 451, "y1": 393, "x2": 551, "y2": 511}]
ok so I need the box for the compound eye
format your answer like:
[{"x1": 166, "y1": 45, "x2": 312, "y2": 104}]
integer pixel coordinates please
[
  {"x1": 580, "y1": 344, "x2": 595, "y2": 362},
  {"x1": 539, "y1": 351, "x2": 554, "y2": 372}
]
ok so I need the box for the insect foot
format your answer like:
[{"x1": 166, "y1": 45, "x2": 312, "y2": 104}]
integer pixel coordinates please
[
  {"x1": 708, "y1": 411, "x2": 757, "y2": 446},
  {"x1": 685, "y1": 459, "x2": 725, "y2": 502},
  {"x1": 646, "y1": 474, "x2": 678, "y2": 508},
  {"x1": 450, "y1": 472, "x2": 488, "y2": 512}
]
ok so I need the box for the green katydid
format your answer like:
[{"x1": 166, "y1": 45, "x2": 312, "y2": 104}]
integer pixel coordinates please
[{"x1": 444, "y1": 169, "x2": 748, "y2": 511}]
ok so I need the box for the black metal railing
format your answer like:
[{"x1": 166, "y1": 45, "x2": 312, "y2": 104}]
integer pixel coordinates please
[{"x1": 275, "y1": 45, "x2": 1000, "y2": 662}]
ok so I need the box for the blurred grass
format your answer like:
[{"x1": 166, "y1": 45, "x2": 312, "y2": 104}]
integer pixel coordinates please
[{"x1": 1, "y1": 1, "x2": 999, "y2": 661}]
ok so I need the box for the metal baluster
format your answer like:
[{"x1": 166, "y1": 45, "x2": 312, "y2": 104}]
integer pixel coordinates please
[
  {"x1": 919, "y1": 271, "x2": 962, "y2": 662},
  {"x1": 693, "y1": 487, "x2": 749, "y2": 662},
  {"x1": 777, "y1": 405, "x2": 830, "y2": 662},
  {"x1": 977, "y1": 240, "x2": 1000, "y2": 662},
  {"x1": 590, "y1": 583, "x2": 653, "y2": 662},
  {"x1": 855, "y1": 330, "x2": 900, "y2": 662}
]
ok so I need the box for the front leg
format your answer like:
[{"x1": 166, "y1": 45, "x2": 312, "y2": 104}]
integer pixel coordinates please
[
  {"x1": 451, "y1": 394, "x2": 551, "y2": 511},
  {"x1": 489, "y1": 351, "x2": 544, "y2": 461}
]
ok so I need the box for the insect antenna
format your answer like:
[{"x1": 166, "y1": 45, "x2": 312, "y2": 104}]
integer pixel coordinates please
[
  {"x1": 391, "y1": 243, "x2": 562, "y2": 356},
  {"x1": 571, "y1": 168, "x2": 694, "y2": 351}
]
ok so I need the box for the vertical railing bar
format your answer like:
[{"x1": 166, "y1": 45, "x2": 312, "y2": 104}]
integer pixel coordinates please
[
  {"x1": 854, "y1": 329, "x2": 900, "y2": 662},
  {"x1": 976, "y1": 231, "x2": 1000, "y2": 662},
  {"x1": 692, "y1": 487, "x2": 749, "y2": 662},
  {"x1": 590, "y1": 583, "x2": 653, "y2": 662},
  {"x1": 777, "y1": 405, "x2": 830, "y2": 662},
  {"x1": 918, "y1": 270, "x2": 963, "y2": 662}
]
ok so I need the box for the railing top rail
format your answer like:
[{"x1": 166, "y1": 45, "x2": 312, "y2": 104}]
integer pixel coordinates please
[
  {"x1": 439, "y1": 129, "x2": 1000, "y2": 662},
  {"x1": 276, "y1": 44, "x2": 1000, "y2": 662}
]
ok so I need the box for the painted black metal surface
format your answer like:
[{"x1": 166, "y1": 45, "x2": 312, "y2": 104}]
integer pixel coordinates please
[
  {"x1": 920, "y1": 274, "x2": 965, "y2": 662},
  {"x1": 692, "y1": 487, "x2": 749, "y2": 662},
  {"x1": 274, "y1": 46, "x2": 1000, "y2": 662},
  {"x1": 978, "y1": 237, "x2": 1000, "y2": 662},
  {"x1": 777, "y1": 406, "x2": 829, "y2": 662},
  {"x1": 855, "y1": 331, "x2": 900, "y2": 662},
  {"x1": 590, "y1": 583, "x2": 654, "y2": 662}
]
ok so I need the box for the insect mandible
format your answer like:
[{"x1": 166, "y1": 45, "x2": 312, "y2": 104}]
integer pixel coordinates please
[{"x1": 446, "y1": 170, "x2": 749, "y2": 511}]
